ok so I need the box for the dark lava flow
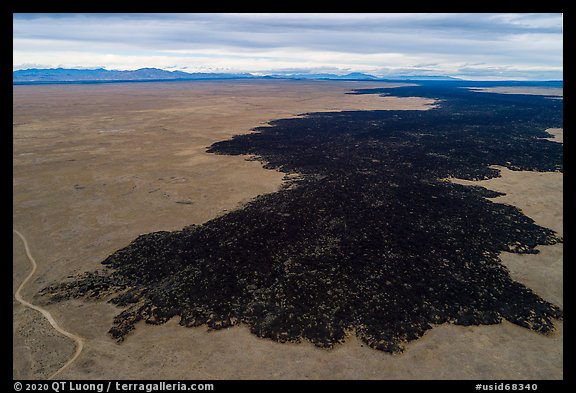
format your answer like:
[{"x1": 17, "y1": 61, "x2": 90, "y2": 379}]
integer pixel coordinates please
[{"x1": 42, "y1": 83, "x2": 563, "y2": 353}]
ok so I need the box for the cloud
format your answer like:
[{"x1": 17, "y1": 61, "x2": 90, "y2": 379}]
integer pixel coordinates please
[
  {"x1": 12, "y1": 13, "x2": 563, "y2": 80},
  {"x1": 454, "y1": 64, "x2": 563, "y2": 80},
  {"x1": 12, "y1": 62, "x2": 53, "y2": 70}
]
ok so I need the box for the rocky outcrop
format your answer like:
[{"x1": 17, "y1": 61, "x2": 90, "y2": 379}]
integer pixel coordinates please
[{"x1": 42, "y1": 84, "x2": 563, "y2": 352}]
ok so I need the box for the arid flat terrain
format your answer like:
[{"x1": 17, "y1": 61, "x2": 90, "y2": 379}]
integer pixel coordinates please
[
  {"x1": 13, "y1": 80, "x2": 561, "y2": 379},
  {"x1": 467, "y1": 86, "x2": 563, "y2": 97}
]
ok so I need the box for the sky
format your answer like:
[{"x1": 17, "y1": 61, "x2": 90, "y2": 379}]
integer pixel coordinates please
[{"x1": 13, "y1": 13, "x2": 563, "y2": 80}]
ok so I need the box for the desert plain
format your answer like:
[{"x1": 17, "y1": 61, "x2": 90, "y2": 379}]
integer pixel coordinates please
[{"x1": 13, "y1": 79, "x2": 562, "y2": 379}]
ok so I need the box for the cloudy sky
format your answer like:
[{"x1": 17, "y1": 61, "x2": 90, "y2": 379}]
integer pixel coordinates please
[{"x1": 13, "y1": 13, "x2": 563, "y2": 80}]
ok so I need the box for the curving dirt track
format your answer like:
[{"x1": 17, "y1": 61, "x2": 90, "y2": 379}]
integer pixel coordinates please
[{"x1": 13, "y1": 229, "x2": 84, "y2": 380}]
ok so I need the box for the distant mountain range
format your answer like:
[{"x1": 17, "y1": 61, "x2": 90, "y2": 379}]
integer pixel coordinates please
[
  {"x1": 270, "y1": 72, "x2": 380, "y2": 80},
  {"x1": 13, "y1": 67, "x2": 465, "y2": 84},
  {"x1": 12, "y1": 67, "x2": 256, "y2": 83},
  {"x1": 271, "y1": 72, "x2": 460, "y2": 81}
]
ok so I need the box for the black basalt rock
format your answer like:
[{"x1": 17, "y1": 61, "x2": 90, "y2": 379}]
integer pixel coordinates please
[{"x1": 42, "y1": 82, "x2": 563, "y2": 353}]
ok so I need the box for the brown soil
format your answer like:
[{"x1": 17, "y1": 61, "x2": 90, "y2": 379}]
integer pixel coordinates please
[
  {"x1": 467, "y1": 86, "x2": 563, "y2": 97},
  {"x1": 13, "y1": 80, "x2": 561, "y2": 379}
]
